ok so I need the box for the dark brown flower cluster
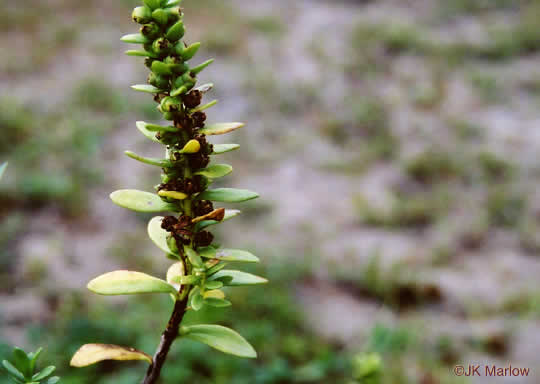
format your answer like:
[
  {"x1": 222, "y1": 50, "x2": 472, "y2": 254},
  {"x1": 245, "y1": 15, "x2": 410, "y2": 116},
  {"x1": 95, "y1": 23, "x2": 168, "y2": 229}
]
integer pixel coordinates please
[{"x1": 161, "y1": 214, "x2": 214, "y2": 249}]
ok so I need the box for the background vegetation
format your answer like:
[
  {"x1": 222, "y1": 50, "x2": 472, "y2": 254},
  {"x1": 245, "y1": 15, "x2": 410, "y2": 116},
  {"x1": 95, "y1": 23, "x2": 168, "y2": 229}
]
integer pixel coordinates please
[{"x1": 1, "y1": 0, "x2": 540, "y2": 383}]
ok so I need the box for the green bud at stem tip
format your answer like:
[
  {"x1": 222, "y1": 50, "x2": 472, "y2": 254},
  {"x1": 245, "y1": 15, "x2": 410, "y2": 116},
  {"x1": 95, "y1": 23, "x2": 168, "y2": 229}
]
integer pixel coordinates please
[{"x1": 132, "y1": 6, "x2": 152, "y2": 24}]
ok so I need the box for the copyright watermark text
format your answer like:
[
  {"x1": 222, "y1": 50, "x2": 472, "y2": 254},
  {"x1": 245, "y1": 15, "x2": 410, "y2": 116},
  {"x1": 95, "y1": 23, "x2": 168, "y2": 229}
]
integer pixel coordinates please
[{"x1": 454, "y1": 364, "x2": 530, "y2": 377}]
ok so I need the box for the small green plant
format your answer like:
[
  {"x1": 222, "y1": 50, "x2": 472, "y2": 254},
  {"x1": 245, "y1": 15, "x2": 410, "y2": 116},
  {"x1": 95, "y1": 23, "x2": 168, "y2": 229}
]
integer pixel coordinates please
[
  {"x1": 69, "y1": 1, "x2": 266, "y2": 383},
  {"x1": 2, "y1": 347, "x2": 59, "y2": 384}
]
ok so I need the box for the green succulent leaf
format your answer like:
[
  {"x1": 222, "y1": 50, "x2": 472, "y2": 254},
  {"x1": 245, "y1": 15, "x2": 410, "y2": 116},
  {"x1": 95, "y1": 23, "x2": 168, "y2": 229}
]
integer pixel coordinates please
[
  {"x1": 181, "y1": 325, "x2": 257, "y2": 358},
  {"x1": 171, "y1": 275, "x2": 199, "y2": 285},
  {"x1": 136, "y1": 121, "x2": 160, "y2": 143},
  {"x1": 194, "y1": 209, "x2": 241, "y2": 231},
  {"x1": 110, "y1": 190, "x2": 177, "y2": 213},
  {"x1": 2, "y1": 360, "x2": 25, "y2": 382},
  {"x1": 191, "y1": 99, "x2": 218, "y2": 113},
  {"x1": 143, "y1": 0, "x2": 162, "y2": 10},
  {"x1": 87, "y1": 271, "x2": 177, "y2": 296},
  {"x1": 70, "y1": 344, "x2": 152, "y2": 367},
  {"x1": 0, "y1": 163, "x2": 7, "y2": 181},
  {"x1": 12, "y1": 348, "x2": 30, "y2": 379},
  {"x1": 211, "y1": 144, "x2": 240, "y2": 155},
  {"x1": 191, "y1": 59, "x2": 214, "y2": 75},
  {"x1": 194, "y1": 164, "x2": 233, "y2": 179},
  {"x1": 28, "y1": 348, "x2": 42, "y2": 374},
  {"x1": 121, "y1": 33, "x2": 150, "y2": 44},
  {"x1": 46, "y1": 377, "x2": 60, "y2": 384},
  {"x1": 131, "y1": 84, "x2": 164, "y2": 94},
  {"x1": 180, "y1": 42, "x2": 201, "y2": 61},
  {"x1": 204, "y1": 280, "x2": 224, "y2": 290},
  {"x1": 184, "y1": 246, "x2": 204, "y2": 268},
  {"x1": 204, "y1": 298, "x2": 231, "y2": 308},
  {"x1": 144, "y1": 123, "x2": 179, "y2": 133},
  {"x1": 148, "y1": 216, "x2": 179, "y2": 256},
  {"x1": 125, "y1": 151, "x2": 172, "y2": 167},
  {"x1": 125, "y1": 50, "x2": 157, "y2": 58},
  {"x1": 208, "y1": 270, "x2": 268, "y2": 286},
  {"x1": 197, "y1": 188, "x2": 259, "y2": 203},
  {"x1": 206, "y1": 262, "x2": 228, "y2": 277},
  {"x1": 32, "y1": 366, "x2": 55, "y2": 381},
  {"x1": 199, "y1": 122, "x2": 244, "y2": 136},
  {"x1": 199, "y1": 248, "x2": 260, "y2": 263},
  {"x1": 191, "y1": 292, "x2": 204, "y2": 311}
]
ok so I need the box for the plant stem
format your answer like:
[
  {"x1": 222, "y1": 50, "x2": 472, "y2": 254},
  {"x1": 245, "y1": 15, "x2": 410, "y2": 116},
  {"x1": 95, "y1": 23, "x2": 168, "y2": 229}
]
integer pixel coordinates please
[{"x1": 141, "y1": 294, "x2": 189, "y2": 384}]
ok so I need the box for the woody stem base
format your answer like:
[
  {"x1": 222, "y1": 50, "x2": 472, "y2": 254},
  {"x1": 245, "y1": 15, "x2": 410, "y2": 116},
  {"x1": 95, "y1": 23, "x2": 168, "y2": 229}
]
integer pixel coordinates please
[{"x1": 141, "y1": 295, "x2": 188, "y2": 384}]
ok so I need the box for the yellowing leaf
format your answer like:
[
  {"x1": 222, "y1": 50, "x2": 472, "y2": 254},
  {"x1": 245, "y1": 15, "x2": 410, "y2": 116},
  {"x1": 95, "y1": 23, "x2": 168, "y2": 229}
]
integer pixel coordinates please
[
  {"x1": 199, "y1": 122, "x2": 244, "y2": 136},
  {"x1": 70, "y1": 344, "x2": 152, "y2": 367},
  {"x1": 203, "y1": 289, "x2": 225, "y2": 299},
  {"x1": 87, "y1": 271, "x2": 177, "y2": 296},
  {"x1": 158, "y1": 190, "x2": 188, "y2": 200}
]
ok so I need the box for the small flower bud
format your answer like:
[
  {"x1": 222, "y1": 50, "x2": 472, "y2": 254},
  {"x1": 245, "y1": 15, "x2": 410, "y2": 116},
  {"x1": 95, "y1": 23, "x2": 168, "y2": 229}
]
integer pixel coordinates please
[
  {"x1": 164, "y1": 56, "x2": 189, "y2": 75},
  {"x1": 152, "y1": 7, "x2": 180, "y2": 25},
  {"x1": 160, "y1": 96, "x2": 181, "y2": 112},
  {"x1": 152, "y1": 38, "x2": 171, "y2": 56},
  {"x1": 140, "y1": 22, "x2": 161, "y2": 39},
  {"x1": 166, "y1": 20, "x2": 185, "y2": 41},
  {"x1": 148, "y1": 72, "x2": 170, "y2": 89},
  {"x1": 132, "y1": 6, "x2": 153, "y2": 24}
]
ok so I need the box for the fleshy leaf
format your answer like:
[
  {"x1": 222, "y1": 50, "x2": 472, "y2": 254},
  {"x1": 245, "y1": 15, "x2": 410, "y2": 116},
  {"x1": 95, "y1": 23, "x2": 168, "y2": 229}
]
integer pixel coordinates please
[
  {"x1": 181, "y1": 325, "x2": 257, "y2": 358},
  {"x1": 191, "y1": 292, "x2": 204, "y2": 311},
  {"x1": 125, "y1": 151, "x2": 172, "y2": 167},
  {"x1": 12, "y1": 348, "x2": 30, "y2": 378},
  {"x1": 197, "y1": 188, "x2": 258, "y2": 203},
  {"x1": 87, "y1": 271, "x2": 177, "y2": 295},
  {"x1": 144, "y1": 123, "x2": 178, "y2": 133},
  {"x1": 184, "y1": 246, "x2": 204, "y2": 268},
  {"x1": 158, "y1": 190, "x2": 188, "y2": 200},
  {"x1": 148, "y1": 216, "x2": 179, "y2": 256},
  {"x1": 121, "y1": 33, "x2": 149, "y2": 44},
  {"x1": 204, "y1": 298, "x2": 232, "y2": 307},
  {"x1": 32, "y1": 366, "x2": 55, "y2": 381},
  {"x1": 191, "y1": 100, "x2": 218, "y2": 113},
  {"x1": 110, "y1": 190, "x2": 177, "y2": 213},
  {"x1": 2, "y1": 360, "x2": 25, "y2": 382},
  {"x1": 125, "y1": 50, "x2": 157, "y2": 58},
  {"x1": 136, "y1": 121, "x2": 160, "y2": 143},
  {"x1": 70, "y1": 344, "x2": 152, "y2": 367},
  {"x1": 131, "y1": 84, "x2": 164, "y2": 94},
  {"x1": 47, "y1": 377, "x2": 60, "y2": 384},
  {"x1": 0, "y1": 163, "x2": 6, "y2": 181},
  {"x1": 199, "y1": 122, "x2": 244, "y2": 136},
  {"x1": 208, "y1": 270, "x2": 268, "y2": 286},
  {"x1": 211, "y1": 144, "x2": 240, "y2": 155},
  {"x1": 199, "y1": 248, "x2": 259, "y2": 263},
  {"x1": 194, "y1": 209, "x2": 241, "y2": 231},
  {"x1": 195, "y1": 164, "x2": 233, "y2": 179},
  {"x1": 166, "y1": 262, "x2": 184, "y2": 285}
]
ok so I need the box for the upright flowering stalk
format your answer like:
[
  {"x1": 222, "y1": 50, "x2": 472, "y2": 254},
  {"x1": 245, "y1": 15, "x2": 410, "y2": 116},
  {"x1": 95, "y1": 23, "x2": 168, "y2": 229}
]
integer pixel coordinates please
[{"x1": 70, "y1": 1, "x2": 266, "y2": 383}]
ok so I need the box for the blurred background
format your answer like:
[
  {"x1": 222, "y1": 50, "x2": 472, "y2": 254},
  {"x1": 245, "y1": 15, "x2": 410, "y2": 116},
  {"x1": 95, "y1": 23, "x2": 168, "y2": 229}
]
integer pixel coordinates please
[{"x1": 1, "y1": 0, "x2": 540, "y2": 383}]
